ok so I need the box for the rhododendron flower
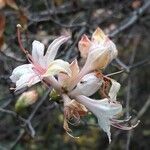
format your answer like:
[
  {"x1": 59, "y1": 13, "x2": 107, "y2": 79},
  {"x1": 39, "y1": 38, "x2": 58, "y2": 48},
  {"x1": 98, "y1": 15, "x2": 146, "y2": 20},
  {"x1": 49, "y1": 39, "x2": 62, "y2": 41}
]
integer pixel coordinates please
[
  {"x1": 76, "y1": 95, "x2": 122, "y2": 143},
  {"x1": 10, "y1": 36, "x2": 71, "y2": 91},
  {"x1": 9, "y1": 25, "x2": 139, "y2": 143},
  {"x1": 78, "y1": 27, "x2": 118, "y2": 75},
  {"x1": 58, "y1": 59, "x2": 102, "y2": 96},
  {"x1": 76, "y1": 95, "x2": 139, "y2": 143}
]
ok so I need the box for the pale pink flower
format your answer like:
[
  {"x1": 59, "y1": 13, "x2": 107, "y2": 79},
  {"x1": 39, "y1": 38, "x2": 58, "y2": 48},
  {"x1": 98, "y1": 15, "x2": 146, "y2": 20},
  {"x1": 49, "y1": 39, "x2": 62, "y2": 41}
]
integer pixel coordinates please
[
  {"x1": 76, "y1": 95, "x2": 139, "y2": 143},
  {"x1": 10, "y1": 36, "x2": 71, "y2": 91},
  {"x1": 78, "y1": 27, "x2": 118, "y2": 75},
  {"x1": 58, "y1": 59, "x2": 102, "y2": 96}
]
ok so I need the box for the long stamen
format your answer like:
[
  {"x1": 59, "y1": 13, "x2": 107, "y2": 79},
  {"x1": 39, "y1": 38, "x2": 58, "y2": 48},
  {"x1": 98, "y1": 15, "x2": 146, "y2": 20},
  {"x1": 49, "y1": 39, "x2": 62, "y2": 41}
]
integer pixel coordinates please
[
  {"x1": 110, "y1": 116, "x2": 132, "y2": 123},
  {"x1": 16, "y1": 24, "x2": 33, "y2": 63},
  {"x1": 17, "y1": 24, "x2": 46, "y2": 75},
  {"x1": 111, "y1": 120, "x2": 140, "y2": 130}
]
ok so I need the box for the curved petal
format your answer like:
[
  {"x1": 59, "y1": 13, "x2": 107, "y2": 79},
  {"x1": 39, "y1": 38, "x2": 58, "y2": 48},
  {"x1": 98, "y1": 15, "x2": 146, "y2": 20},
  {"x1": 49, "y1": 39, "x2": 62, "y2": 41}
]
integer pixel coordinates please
[
  {"x1": 98, "y1": 117, "x2": 111, "y2": 143},
  {"x1": 58, "y1": 59, "x2": 80, "y2": 89},
  {"x1": 10, "y1": 64, "x2": 34, "y2": 83},
  {"x1": 43, "y1": 59, "x2": 71, "y2": 77},
  {"x1": 32, "y1": 40, "x2": 46, "y2": 67},
  {"x1": 109, "y1": 79, "x2": 121, "y2": 100},
  {"x1": 107, "y1": 40, "x2": 118, "y2": 61},
  {"x1": 45, "y1": 36, "x2": 70, "y2": 66},
  {"x1": 82, "y1": 47, "x2": 111, "y2": 75},
  {"x1": 78, "y1": 34, "x2": 91, "y2": 58},
  {"x1": 92, "y1": 27, "x2": 106, "y2": 43},
  {"x1": 15, "y1": 73, "x2": 41, "y2": 91},
  {"x1": 76, "y1": 95, "x2": 122, "y2": 143},
  {"x1": 69, "y1": 73, "x2": 102, "y2": 97}
]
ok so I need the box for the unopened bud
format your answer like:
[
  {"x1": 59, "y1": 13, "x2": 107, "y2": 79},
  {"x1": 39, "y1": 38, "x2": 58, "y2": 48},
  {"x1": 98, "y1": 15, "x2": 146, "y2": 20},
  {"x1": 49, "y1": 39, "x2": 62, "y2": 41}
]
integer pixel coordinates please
[{"x1": 15, "y1": 90, "x2": 38, "y2": 112}]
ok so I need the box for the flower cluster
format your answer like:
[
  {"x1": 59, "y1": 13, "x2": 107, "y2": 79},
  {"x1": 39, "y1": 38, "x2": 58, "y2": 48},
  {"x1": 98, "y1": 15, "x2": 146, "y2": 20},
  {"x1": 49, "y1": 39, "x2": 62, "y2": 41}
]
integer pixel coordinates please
[{"x1": 10, "y1": 26, "x2": 139, "y2": 143}]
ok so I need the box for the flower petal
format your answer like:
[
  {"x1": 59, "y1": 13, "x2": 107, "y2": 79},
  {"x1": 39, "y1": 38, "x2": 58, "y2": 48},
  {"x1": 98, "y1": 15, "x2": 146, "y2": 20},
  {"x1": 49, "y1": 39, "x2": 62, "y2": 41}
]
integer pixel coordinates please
[
  {"x1": 98, "y1": 116, "x2": 111, "y2": 143},
  {"x1": 78, "y1": 34, "x2": 91, "y2": 58},
  {"x1": 43, "y1": 59, "x2": 71, "y2": 77},
  {"x1": 58, "y1": 59, "x2": 80, "y2": 90},
  {"x1": 69, "y1": 73, "x2": 102, "y2": 97},
  {"x1": 10, "y1": 64, "x2": 34, "y2": 83},
  {"x1": 92, "y1": 27, "x2": 106, "y2": 43},
  {"x1": 45, "y1": 36, "x2": 70, "y2": 66},
  {"x1": 15, "y1": 73, "x2": 41, "y2": 91},
  {"x1": 109, "y1": 79, "x2": 121, "y2": 100},
  {"x1": 106, "y1": 40, "x2": 118, "y2": 61},
  {"x1": 76, "y1": 95, "x2": 122, "y2": 142},
  {"x1": 82, "y1": 47, "x2": 111, "y2": 74},
  {"x1": 32, "y1": 40, "x2": 45, "y2": 67}
]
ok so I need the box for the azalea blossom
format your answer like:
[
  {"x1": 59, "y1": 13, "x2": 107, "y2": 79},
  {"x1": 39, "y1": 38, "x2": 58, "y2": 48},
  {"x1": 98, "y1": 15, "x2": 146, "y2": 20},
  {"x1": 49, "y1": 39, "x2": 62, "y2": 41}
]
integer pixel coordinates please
[
  {"x1": 76, "y1": 95, "x2": 139, "y2": 143},
  {"x1": 9, "y1": 26, "x2": 139, "y2": 143},
  {"x1": 68, "y1": 28, "x2": 118, "y2": 90},
  {"x1": 58, "y1": 60, "x2": 103, "y2": 133},
  {"x1": 10, "y1": 36, "x2": 71, "y2": 91},
  {"x1": 78, "y1": 27, "x2": 118, "y2": 75},
  {"x1": 58, "y1": 59, "x2": 103, "y2": 96},
  {"x1": 72, "y1": 78, "x2": 139, "y2": 142}
]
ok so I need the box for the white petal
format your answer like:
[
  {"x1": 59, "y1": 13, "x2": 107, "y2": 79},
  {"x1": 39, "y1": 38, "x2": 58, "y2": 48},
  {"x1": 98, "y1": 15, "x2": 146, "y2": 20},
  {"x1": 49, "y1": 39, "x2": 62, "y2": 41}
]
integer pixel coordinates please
[
  {"x1": 92, "y1": 27, "x2": 106, "y2": 43},
  {"x1": 43, "y1": 59, "x2": 71, "y2": 77},
  {"x1": 32, "y1": 40, "x2": 46, "y2": 67},
  {"x1": 109, "y1": 79, "x2": 121, "y2": 100},
  {"x1": 10, "y1": 64, "x2": 34, "y2": 83},
  {"x1": 107, "y1": 40, "x2": 118, "y2": 61},
  {"x1": 58, "y1": 59, "x2": 80, "y2": 90},
  {"x1": 76, "y1": 95, "x2": 122, "y2": 142},
  {"x1": 98, "y1": 117, "x2": 111, "y2": 143},
  {"x1": 15, "y1": 73, "x2": 41, "y2": 91},
  {"x1": 83, "y1": 46, "x2": 110, "y2": 74},
  {"x1": 69, "y1": 73, "x2": 102, "y2": 97},
  {"x1": 44, "y1": 36, "x2": 70, "y2": 66},
  {"x1": 76, "y1": 96, "x2": 122, "y2": 117}
]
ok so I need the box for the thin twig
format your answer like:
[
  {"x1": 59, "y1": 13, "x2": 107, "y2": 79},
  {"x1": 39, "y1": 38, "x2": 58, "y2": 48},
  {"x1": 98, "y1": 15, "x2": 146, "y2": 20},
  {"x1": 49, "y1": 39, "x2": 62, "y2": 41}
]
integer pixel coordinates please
[
  {"x1": 10, "y1": 129, "x2": 25, "y2": 150},
  {"x1": 109, "y1": 1, "x2": 150, "y2": 38},
  {"x1": 24, "y1": 88, "x2": 51, "y2": 137}
]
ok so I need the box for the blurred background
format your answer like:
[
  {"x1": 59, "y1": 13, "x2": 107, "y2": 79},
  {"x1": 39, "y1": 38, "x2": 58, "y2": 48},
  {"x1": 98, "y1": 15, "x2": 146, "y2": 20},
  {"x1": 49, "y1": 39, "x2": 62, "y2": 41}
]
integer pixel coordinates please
[{"x1": 0, "y1": 0, "x2": 149, "y2": 149}]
